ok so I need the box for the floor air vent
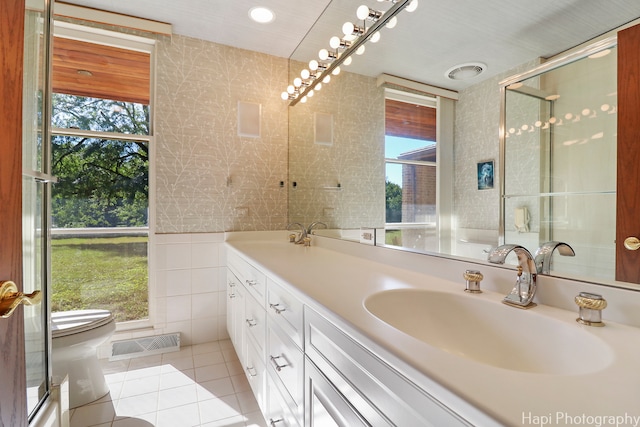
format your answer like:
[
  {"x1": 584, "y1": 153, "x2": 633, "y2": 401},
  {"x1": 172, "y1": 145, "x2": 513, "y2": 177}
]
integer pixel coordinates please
[{"x1": 111, "y1": 333, "x2": 180, "y2": 360}]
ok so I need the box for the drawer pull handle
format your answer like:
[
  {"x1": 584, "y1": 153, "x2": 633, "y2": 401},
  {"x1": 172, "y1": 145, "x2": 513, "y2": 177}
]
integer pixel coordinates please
[
  {"x1": 269, "y1": 418, "x2": 283, "y2": 426},
  {"x1": 246, "y1": 279, "x2": 257, "y2": 286},
  {"x1": 246, "y1": 366, "x2": 257, "y2": 377},
  {"x1": 228, "y1": 282, "x2": 236, "y2": 287},
  {"x1": 270, "y1": 355, "x2": 288, "y2": 372},
  {"x1": 245, "y1": 318, "x2": 257, "y2": 327},
  {"x1": 229, "y1": 294, "x2": 236, "y2": 299},
  {"x1": 269, "y1": 303, "x2": 286, "y2": 314}
]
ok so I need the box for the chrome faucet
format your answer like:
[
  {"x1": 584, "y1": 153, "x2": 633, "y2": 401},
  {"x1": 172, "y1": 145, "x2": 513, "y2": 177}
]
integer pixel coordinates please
[
  {"x1": 489, "y1": 241, "x2": 576, "y2": 309},
  {"x1": 286, "y1": 222, "x2": 307, "y2": 244},
  {"x1": 534, "y1": 241, "x2": 575, "y2": 274},
  {"x1": 488, "y1": 244, "x2": 538, "y2": 308},
  {"x1": 307, "y1": 221, "x2": 327, "y2": 235}
]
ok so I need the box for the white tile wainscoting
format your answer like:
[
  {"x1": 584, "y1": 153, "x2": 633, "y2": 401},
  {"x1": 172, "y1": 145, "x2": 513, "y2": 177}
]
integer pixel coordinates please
[{"x1": 98, "y1": 233, "x2": 229, "y2": 359}]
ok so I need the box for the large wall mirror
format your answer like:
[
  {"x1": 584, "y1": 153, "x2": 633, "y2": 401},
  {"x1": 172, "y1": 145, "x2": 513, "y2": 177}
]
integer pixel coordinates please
[
  {"x1": 286, "y1": 0, "x2": 640, "y2": 290},
  {"x1": 500, "y1": 38, "x2": 618, "y2": 283}
]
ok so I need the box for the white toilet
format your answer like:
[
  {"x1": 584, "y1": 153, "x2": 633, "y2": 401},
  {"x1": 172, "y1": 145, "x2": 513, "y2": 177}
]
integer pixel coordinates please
[{"x1": 51, "y1": 309, "x2": 116, "y2": 408}]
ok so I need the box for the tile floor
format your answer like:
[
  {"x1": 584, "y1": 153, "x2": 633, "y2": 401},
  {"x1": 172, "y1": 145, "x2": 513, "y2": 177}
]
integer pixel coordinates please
[{"x1": 69, "y1": 339, "x2": 267, "y2": 427}]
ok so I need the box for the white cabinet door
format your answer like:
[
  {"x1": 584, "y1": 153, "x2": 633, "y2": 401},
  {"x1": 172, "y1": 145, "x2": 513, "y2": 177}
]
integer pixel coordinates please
[{"x1": 226, "y1": 268, "x2": 244, "y2": 359}]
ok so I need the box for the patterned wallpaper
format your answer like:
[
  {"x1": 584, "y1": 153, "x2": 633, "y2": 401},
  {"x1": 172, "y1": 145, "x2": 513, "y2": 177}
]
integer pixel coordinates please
[
  {"x1": 155, "y1": 34, "x2": 289, "y2": 233},
  {"x1": 288, "y1": 68, "x2": 386, "y2": 230}
]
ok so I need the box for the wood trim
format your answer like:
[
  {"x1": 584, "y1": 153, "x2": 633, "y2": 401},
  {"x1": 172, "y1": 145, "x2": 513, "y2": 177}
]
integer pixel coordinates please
[
  {"x1": 53, "y1": 36, "x2": 150, "y2": 104},
  {"x1": 0, "y1": 0, "x2": 27, "y2": 424},
  {"x1": 385, "y1": 99, "x2": 436, "y2": 142},
  {"x1": 616, "y1": 23, "x2": 640, "y2": 284}
]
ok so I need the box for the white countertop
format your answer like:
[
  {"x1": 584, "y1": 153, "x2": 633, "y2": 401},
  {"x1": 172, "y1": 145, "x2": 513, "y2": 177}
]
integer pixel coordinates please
[{"x1": 226, "y1": 233, "x2": 640, "y2": 426}]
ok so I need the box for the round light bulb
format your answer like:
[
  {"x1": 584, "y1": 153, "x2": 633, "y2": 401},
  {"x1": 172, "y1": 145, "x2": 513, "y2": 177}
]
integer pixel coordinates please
[
  {"x1": 332, "y1": 66, "x2": 341, "y2": 76},
  {"x1": 301, "y1": 69, "x2": 310, "y2": 79},
  {"x1": 342, "y1": 22, "x2": 355, "y2": 36},
  {"x1": 309, "y1": 60, "x2": 319, "y2": 71},
  {"x1": 319, "y1": 49, "x2": 329, "y2": 61},
  {"x1": 343, "y1": 56, "x2": 353, "y2": 66},
  {"x1": 301, "y1": 96, "x2": 307, "y2": 103},
  {"x1": 293, "y1": 77, "x2": 302, "y2": 87},
  {"x1": 315, "y1": 83, "x2": 322, "y2": 91},
  {"x1": 329, "y1": 36, "x2": 341, "y2": 49},
  {"x1": 323, "y1": 75, "x2": 331, "y2": 84},
  {"x1": 386, "y1": 16, "x2": 397, "y2": 29},
  {"x1": 370, "y1": 32, "x2": 381, "y2": 43},
  {"x1": 356, "y1": 5, "x2": 370, "y2": 20},
  {"x1": 308, "y1": 90, "x2": 314, "y2": 98},
  {"x1": 356, "y1": 45, "x2": 366, "y2": 55},
  {"x1": 281, "y1": 91, "x2": 289, "y2": 100},
  {"x1": 406, "y1": 0, "x2": 418, "y2": 12},
  {"x1": 287, "y1": 85, "x2": 295, "y2": 94}
]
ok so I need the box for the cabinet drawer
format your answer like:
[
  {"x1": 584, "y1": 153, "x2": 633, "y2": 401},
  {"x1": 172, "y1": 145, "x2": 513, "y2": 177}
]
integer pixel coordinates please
[
  {"x1": 267, "y1": 323, "x2": 304, "y2": 420},
  {"x1": 245, "y1": 336, "x2": 267, "y2": 414},
  {"x1": 267, "y1": 278, "x2": 303, "y2": 349},
  {"x1": 305, "y1": 357, "x2": 370, "y2": 427},
  {"x1": 244, "y1": 291, "x2": 266, "y2": 354},
  {"x1": 266, "y1": 371, "x2": 300, "y2": 427},
  {"x1": 228, "y1": 250, "x2": 267, "y2": 305},
  {"x1": 305, "y1": 306, "x2": 470, "y2": 427}
]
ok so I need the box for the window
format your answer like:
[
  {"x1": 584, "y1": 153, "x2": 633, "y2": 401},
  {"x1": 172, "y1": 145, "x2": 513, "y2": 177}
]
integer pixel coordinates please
[
  {"x1": 50, "y1": 23, "x2": 153, "y2": 324},
  {"x1": 384, "y1": 92, "x2": 438, "y2": 252}
]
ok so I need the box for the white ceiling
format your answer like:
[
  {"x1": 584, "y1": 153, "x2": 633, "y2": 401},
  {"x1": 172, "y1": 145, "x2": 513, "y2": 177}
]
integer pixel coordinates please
[{"x1": 59, "y1": 0, "x2": 640, "y2": 91}]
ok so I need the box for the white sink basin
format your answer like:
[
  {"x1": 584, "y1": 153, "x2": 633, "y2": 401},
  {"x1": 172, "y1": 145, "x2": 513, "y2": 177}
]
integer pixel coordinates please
[{"x1": 364, "y1": 289, "x2": 613, "y2": 375}]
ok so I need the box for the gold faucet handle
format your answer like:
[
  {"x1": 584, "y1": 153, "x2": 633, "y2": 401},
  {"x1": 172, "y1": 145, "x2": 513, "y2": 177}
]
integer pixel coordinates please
[
  {"x1": 575, "y1": 292, "x2": 607, "y2": 310},
  {"x1": 462, "y1": 271, "x2": 483, "y2": 282},
  {"x1": 575, "y1": 292, "x2": 607, "y2": 327},
  {"x1": 463, "y1": 270, "x2": 483, "y2": 293}
]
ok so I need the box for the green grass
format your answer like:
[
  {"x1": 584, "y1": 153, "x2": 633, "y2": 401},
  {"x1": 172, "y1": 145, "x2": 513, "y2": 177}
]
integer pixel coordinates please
[
  {"x1": 385, "y1": 229, "x2": 402, "y2": 246},
  {"x1": 51, "y1": 236, "x2": 148, "y2": 322}
]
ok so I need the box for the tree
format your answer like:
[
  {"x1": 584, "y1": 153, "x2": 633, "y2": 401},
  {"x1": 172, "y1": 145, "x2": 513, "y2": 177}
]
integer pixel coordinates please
[
  {"x1": 51, "y1": 94, "x2": 149, "y2": 228},
  {"x1": 385, "y1": 180, "x2": 402, "y2": 223}
]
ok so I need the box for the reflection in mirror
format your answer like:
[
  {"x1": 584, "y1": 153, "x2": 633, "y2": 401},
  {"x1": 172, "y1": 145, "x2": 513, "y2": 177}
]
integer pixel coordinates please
[
  {"x1": 383, "y1": 92, "x2": 438, "y2": 251},
  {"x1": 288, "y1": 67, "x2": 385, "y2": 234},
  {"x1": 501, "y1": 40, "x2": 617, "y2": 283},
  {"x1": 286, "y1": 0, "x2": 639, "y2": 289}
]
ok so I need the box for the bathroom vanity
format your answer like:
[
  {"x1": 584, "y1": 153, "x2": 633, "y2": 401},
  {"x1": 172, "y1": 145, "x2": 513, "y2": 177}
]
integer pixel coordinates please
[{"x1": 225, "y1": 232, "x2": 640, "y2": 426}]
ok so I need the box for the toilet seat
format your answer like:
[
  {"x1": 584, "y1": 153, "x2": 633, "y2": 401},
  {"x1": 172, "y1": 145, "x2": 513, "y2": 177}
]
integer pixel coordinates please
[{"x1": 52, "y1": 309, "x2": 114, "y2": 338}]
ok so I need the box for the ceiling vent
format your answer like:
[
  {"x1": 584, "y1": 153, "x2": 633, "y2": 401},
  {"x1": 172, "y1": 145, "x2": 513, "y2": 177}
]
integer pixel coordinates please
[{"x1": 445, "y1": 62, "x2": 486, "y2": 80}]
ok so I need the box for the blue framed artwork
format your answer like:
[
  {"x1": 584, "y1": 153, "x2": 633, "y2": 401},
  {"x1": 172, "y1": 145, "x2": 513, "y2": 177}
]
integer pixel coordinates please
[{"x1": 477, "y1": 160, "x2": 494, "y2": 190}]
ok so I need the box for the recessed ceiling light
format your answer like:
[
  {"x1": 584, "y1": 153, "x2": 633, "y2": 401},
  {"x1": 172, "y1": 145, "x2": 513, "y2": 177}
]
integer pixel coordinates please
[
  {"x1": 445, "y1": 62, "x2": 486, "y2": 80},
  {"x1": 249, "y1": 7, "x2": 275, "y2": 24}
]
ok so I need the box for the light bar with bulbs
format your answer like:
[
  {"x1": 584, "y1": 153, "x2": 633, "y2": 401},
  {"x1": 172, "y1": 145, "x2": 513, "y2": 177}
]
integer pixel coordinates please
[{"x1": 282, "y1": 0, "x2": 418, "y2": 106}]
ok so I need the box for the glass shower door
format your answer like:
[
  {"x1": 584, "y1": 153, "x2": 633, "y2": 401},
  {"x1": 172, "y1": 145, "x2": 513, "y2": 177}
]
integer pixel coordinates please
[{"x1": 23, "y1": 0, "x2": 53, "y2": 419}]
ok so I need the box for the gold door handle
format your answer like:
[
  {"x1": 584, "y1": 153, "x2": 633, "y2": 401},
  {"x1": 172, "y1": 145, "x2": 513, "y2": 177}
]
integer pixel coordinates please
[
  {"x1": 0, "y1": 281, "x2": 42, "y2": 318},
  {"x1": 624, "y1": 237, "x2": 640, "y2": 251}
]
